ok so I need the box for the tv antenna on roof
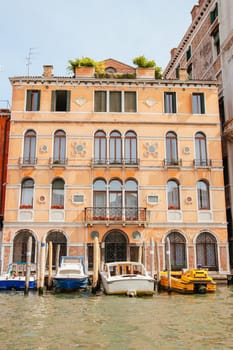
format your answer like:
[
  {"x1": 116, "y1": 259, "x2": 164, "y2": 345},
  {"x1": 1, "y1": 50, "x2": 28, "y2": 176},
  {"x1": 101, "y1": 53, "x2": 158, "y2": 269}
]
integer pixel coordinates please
[{"x1": 25, "y1": 47, "x2": 37, "y2": 76}]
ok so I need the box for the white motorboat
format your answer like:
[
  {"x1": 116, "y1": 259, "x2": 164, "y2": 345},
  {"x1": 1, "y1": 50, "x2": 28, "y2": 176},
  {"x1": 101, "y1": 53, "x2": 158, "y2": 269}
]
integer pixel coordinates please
[{"x1": 100, "y1": 261, "x2": 155, "y2": 296}]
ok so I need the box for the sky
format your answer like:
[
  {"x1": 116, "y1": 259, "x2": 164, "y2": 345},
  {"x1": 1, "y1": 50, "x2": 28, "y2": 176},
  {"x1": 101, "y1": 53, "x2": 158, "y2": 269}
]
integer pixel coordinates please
[{"x1": 0, "y1": 0, "x2": 197, "y2": 105}]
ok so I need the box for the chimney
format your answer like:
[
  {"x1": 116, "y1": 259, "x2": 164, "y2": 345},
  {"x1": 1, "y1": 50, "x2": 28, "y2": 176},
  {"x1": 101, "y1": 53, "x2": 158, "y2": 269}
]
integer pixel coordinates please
[
  {"x1": 43, "y1": 65, "x2": 53, "y2": 78},
  {"x1": 191, "y1": 5, "x2": 199, "y2": 21},
  {"x1": 179, "y1": 68, "x2": 188, "y2": 81}
]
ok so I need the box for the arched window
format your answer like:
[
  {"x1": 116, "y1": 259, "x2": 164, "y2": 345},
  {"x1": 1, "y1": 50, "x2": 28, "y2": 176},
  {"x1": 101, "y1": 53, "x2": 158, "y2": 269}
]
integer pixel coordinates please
[
  {"x1": 23, "y1": 129, "x2": 36, "y2": 164},
  {"x1": 51, "y1": 178, "x2": 64, "y2": 209},
  {"x1": 93, "y1": 179, "x2": 107, "y2": 219},
  {"x1": 166, "y1": 132, "x2": 178, "y2": 165},
  {"x1": 196, "y1": 232, "x2": 218, "y2": 271},
  {"x1": 109, "y1": 179, "x2": 122, "y2": 219},
  {"x1": 167, "y1": 180, "x2": 180, "y2": 209},
  {"x1": 166, "y1": 232, "x2": 186, "y2": 270},
  {"x1": 94, "y1": 130, "x2": 106, "y2": 164},
  {"x1": 125, "y1": 179, "x2": 138, "y2": 220},
  {"x1": 20, "y1": 178, "x2": 34, "y2": 208},
  {"x1": 53, "y1": 130, "x2": 66, "y2": 164},
  {"x1": 195, "y1": 132, "x2": 207, "y2": 166},
  {"x1": 197, "y1": 180, "x2": 210, "y2": 210},
  {"x1": 125, "y1": 131, "x2": 137, "y2": 164},
  {"x1": 109, "y1": 131, "x2": 122, "y2": 164}
]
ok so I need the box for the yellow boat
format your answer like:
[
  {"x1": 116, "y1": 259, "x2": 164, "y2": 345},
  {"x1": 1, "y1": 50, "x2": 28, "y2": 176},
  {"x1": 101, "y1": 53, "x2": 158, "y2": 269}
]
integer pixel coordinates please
[{"x1": 159, "y1": 268, "x2": 216, "y2": 294}]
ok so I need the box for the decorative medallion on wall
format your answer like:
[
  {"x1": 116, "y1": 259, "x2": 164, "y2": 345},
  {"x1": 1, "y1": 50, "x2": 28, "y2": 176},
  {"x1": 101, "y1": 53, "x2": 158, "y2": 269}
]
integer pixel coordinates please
[
  {"x1": 40, "y1": 145, "x2": 48, "y2": 153},
  {"x1": 72, "y1": 142, "x2": 86, "y2": 156},
  {"x1": 144, "y1": 98, "x2": 156, "y2": 107},
  {"x1": 143, "y1": 142, "x2": 158, "y2": 157},
  {"x1": 132, "y1": 231, "x2": 141, "y2": 240},
  {"x1": 75, "y1": 97, "x2": 87, "y2": 106},
  {"x1": 91, "y1": 231, "x2": 99, "y2": 240}
]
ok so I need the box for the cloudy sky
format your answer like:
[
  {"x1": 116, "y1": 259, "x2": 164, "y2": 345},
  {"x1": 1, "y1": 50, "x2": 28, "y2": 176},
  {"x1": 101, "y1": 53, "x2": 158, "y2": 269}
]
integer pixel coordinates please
[{"x1": 0, "y1": 0, "x2": 197, "y2": 104}]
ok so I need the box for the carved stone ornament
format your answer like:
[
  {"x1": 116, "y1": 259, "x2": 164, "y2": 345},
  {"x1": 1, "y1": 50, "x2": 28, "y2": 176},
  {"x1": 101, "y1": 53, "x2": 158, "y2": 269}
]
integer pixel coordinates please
[
  {"x1": 40, "y1": 144, "x2": 48, "y2": 153},
  {"x1": 143, "y1": 142, "x2": 158, "y2": 157},
  {"x1": 72, "y1": 142, "x2": 86, "y2": 155},
  {"x1": 75, "y1": 97, "x2": 87, "y2": 106},
  {"x1": 144, "y1": 98, "x2": 156, "y2": 107}
]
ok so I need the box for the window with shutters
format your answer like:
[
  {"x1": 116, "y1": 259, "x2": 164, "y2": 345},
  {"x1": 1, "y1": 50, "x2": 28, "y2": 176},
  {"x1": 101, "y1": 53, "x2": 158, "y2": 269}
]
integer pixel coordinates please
[
  {"x1": 51, "y1": 90, "x2": 71, "y2": 111},
  {"x1": 26, "y1": 90, "x2": 40, "y2": 111}
]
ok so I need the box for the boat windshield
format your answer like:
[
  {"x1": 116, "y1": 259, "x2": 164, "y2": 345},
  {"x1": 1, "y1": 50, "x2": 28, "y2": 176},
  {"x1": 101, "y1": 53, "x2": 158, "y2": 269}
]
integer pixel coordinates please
[
  {"x1": 108, "y1": 263, "x2": 144, "y2": 276},
  {"x1": 59, "y1": 269, "x2": 81, "y2": 274}
]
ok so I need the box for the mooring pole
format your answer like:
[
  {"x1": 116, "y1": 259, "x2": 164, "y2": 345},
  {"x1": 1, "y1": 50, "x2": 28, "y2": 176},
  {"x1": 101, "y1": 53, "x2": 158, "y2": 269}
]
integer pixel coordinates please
[
  {"x1": 36, "y1": 241, "x2": 41, "y2": 291},
  {"x1": 92, "y1": 236, "x2": 99, "y2": 293},
  {"x1": 156, "y1": 242, "x2": 160, "y2": 290},
  {"x1": 38, "y1": 240, "x2": 46, "y2": 295},
  {"x1": 55, "y1": 244, "x2": 60, "y2": 273},
  {"x1": 24, "y1": 236, "x2": 32, "y2": 295},
  {"x1": 48, "y1": 241, "x2": 53, "y2": 289},
  {"x1": 142, "y1": 241, "x2": 146, "y2": 267},
  {"x1": 166, "y1": 237, "x2": 171, "y2": 292},
  {"x1": 150, "y1": 237, "x2": 155, "y2": 278}
]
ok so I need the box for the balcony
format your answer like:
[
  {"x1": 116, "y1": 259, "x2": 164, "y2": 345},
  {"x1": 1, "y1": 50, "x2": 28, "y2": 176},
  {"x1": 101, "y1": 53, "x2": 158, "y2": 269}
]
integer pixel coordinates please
[
  {"x1": 84, "y1": 207, "x2": 147, "y2": 226},
  {"x1": 164, "y1": 158, "x2": 182, "y2": 168},
  {"x1": 92, "y1": 158, "x2": 139, "y2": 168},
  {"x1": 49, "y1": 157, "x2": 68, "y2": 168},
  {"x1": 193, "y1": 159, "x2": 212, "y2": 168},
  {"x1": 18, "y1": 157, "x2": 37, "y2": 167}
]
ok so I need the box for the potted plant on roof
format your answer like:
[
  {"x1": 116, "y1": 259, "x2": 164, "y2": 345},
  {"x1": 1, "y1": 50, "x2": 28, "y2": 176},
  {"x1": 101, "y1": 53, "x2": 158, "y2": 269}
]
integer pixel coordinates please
[
  {"x1": 133, "y1": 55, "x2": 162, "y2": 79},
  {"x1": 68, "y1": 56, "x2": 96, "y2": 77}
]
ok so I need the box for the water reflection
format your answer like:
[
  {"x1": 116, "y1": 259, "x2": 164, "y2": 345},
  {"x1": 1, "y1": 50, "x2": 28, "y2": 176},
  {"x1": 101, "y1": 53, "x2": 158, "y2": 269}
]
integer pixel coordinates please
[{"x1": 0, "y1": 286, "x2": 232, "y2": 349}]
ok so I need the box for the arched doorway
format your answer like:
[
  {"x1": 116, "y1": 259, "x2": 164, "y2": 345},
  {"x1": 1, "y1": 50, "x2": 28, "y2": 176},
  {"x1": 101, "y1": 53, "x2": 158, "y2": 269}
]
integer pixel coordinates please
[
  {"x1": 104, "y1": 230, "x2": 128, "y2": 262},
  {"x1": 165, "y1": 232, "x2": 186, "y2": 270},
  {"x1": 13, "y1": 230, "x2": 36, "y2": 263},
  {"x1": 196, "y1": 232, "x2": 218, "y2": 271},
  {"x1": 46, "y1": 230, "x2": 67, "y2": 266}
]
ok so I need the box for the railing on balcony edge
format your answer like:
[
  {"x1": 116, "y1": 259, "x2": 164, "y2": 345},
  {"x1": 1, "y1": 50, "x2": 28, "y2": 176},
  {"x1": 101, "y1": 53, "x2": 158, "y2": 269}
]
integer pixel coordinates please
[
  {"x1": 193, "y1": 159, "x2": 212, "y2": 167},
  {"x1": 19, "y1": 157, "x2": 37, "y2": 166},
  {"x1": 49, "y1": 157, "x2": 68, "y2": 167},
  {"x1": 92, "y1": 158, "x2": 139, "y2": 167},
  {"x1": 164, "y1": 158, "x2": 182, "y2": 167},
  {"x1": 85, "y1": 207, "x2": 147, "y2": 223}
]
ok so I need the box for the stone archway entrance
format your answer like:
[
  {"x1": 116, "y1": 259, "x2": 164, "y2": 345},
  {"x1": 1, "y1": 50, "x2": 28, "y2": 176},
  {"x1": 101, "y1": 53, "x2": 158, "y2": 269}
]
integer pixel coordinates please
[
  {"x1": 46, "y1": 230, "x2": 67, "y2": 266},
  {"x1": 13, "y1": 230, "x2": 36, "y2": 263},
  {"x1": 104, "y1": 230, "x2": 128, "y2": 262}
]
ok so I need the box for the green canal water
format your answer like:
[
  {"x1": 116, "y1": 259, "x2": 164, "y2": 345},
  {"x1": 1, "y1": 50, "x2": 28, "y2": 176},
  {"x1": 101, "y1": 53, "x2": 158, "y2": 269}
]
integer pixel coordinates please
[{"x1": 0, "y1": 286, "x2": 233, "y2": 350}]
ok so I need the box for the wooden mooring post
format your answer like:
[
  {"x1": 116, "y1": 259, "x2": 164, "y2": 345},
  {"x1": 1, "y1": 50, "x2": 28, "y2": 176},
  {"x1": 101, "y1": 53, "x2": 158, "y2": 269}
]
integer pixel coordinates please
[
  {"x1": 166, "y1": 237, "x2": 172, "y2": 292},
  {"x1": 38, "y1": 241, "x2": 46, "y2": 295},
  {"x1": 24, "y1": 236, "x2": 32, "y2": 295},
  {"x1": 55, "y1": 244, "x2": 60, "y2": 273},
  {"x1": 47, "y1": 241, "x2": 53, "y2": 289},
  {"x1": 92, "y1": 236, "x2": 100, "y2": 293}
]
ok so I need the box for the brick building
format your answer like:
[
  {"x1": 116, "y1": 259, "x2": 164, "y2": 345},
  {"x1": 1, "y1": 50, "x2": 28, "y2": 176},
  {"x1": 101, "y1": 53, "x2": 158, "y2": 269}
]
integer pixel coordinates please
[
  {"x1": 0, "y1": 58, "x2": 229, "y2": 277},
  {"x1": 164, "y1": 0, "x2": 233, "y2": 269}
]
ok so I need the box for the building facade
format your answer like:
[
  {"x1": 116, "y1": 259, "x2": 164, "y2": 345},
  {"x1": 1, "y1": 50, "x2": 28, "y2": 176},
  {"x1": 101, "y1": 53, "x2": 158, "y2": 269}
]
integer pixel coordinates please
[
  {"x1": 1, "y1": 59, "x2": 229, "y2": 276},
  {"x1": 0, "y1": 108, "x2": 10, "y2": 271},
  {"x1": 164, "y1": 0, "x2": 233, "y2": 268}
]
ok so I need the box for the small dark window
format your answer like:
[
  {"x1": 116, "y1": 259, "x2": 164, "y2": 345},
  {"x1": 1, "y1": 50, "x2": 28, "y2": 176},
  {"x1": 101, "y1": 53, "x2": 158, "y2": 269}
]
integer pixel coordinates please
[
  {"x1": 94, "y1": 91, "x2": 107, "y2": 112},
  {"x1": 210, "y1": 3, "x2": 218, "y2": 24},
  {"x1": 26, "y1": 90, "x2": 40, "y2": 111},
  {"x1": 187, "y1": 64, "x2": 192, "y2": 80},
  {"x1": 186, "y1": 46, "x2": 192, "y2": 61},
  {"x1": 51, "y1": 90, "x2": 70, "y2": 112},
  {"x1": 192, "y1": 93, "x2": 205, "y2": 114},
  {"x1": 212, "y1": 27, "x2": 220, "y2": 55},
  {"x1": 164, "y1": 92, "x2": 176, "y2": 113}
]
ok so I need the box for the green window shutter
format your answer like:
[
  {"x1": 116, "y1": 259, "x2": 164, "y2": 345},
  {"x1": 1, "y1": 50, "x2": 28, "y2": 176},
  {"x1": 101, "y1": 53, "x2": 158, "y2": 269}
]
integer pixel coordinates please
[
  {"x1": 66, "y1": 91, "x2": 71, "y2": 111},
  {"x1": 37, "y1": 91, "x2": 41, "y2": 111},
  {"x1": 51, "y1": 91, "x2": 56, "y2": 111},
  {"x1": 173, "y1": 93, "x2": 177, "y2": 113},
  {"x1": 26, "y1": 90, "x2": 32, "y2": 111}
]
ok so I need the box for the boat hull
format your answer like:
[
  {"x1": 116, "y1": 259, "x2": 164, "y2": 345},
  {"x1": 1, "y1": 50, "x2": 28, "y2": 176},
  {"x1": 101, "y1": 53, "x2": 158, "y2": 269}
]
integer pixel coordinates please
[
  {"x1": 100, "y1": 273, "x2": 155, "y2": 296},
  {"x1": 0, "y1": 278, "x2": 36, "y2": 291},
  {"x1": 159, "y1": 269, "x2": 216, "y2": 294},
  {"x1": 53, "y1": 277, "x2": 88, "y2": 291}
]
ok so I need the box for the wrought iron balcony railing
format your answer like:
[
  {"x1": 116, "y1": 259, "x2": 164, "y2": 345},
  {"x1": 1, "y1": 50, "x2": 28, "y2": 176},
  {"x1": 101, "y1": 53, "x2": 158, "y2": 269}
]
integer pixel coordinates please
[
  {"x1": 85, "y1": 207, "x2": 147, "y2": 224},
  {"x1": 49, "y1": 157, "x2": 68, "y2": 167},
  {"x1": 92, "y1": 158, "x2": 139, "y2": 167},
  {"x1": 193, "y1": 159, "x2": 212, "y2": 167},
  {"x1": 164, "y1": 158, "x2": 182, "y2": 167},
  {"x1": 18, "y1": 157, "x2": 37, "y2": 166}
]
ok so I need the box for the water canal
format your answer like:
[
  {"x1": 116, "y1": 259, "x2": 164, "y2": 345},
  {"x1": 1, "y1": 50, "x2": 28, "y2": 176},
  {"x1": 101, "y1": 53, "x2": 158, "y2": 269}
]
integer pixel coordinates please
[{"x1": 0, "y1": 286, "x2": 233, "y2": 350}]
